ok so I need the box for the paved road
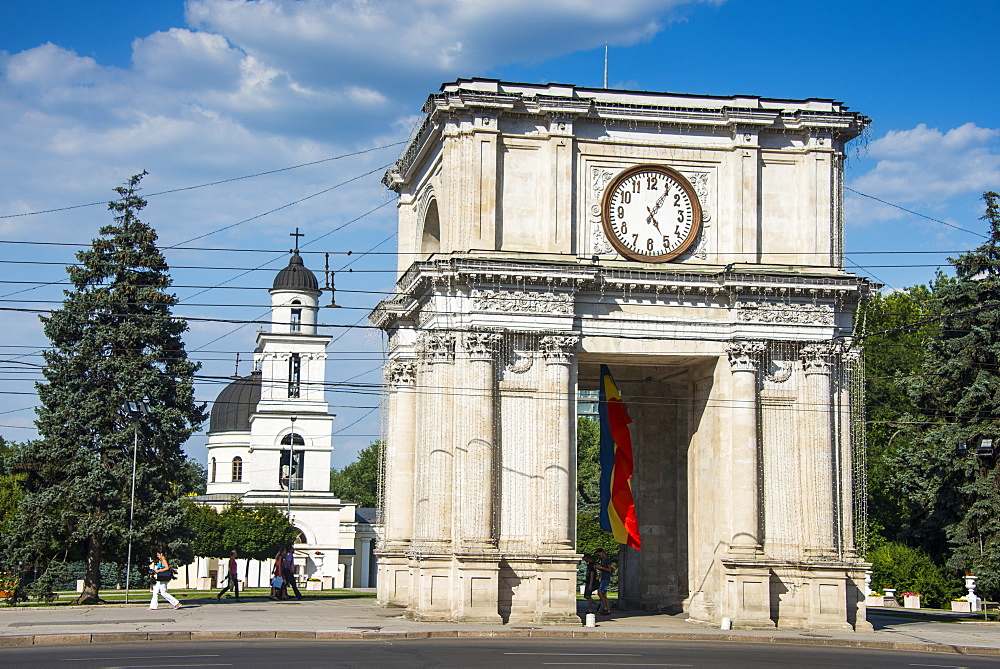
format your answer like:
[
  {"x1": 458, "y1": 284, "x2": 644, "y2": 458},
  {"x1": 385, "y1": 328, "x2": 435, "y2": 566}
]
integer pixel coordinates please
[{"x1": 2, "y1": 638, "x2": 999, "y2": 668}]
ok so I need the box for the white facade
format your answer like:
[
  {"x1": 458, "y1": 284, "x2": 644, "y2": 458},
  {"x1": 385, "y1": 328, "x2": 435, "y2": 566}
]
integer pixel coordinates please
[
  {"x1": 200, "y1": 252, "x2": 377, "y2": 590},
  {"x1": 373, "y1": 80, "x2": 872, "y2": 629}
]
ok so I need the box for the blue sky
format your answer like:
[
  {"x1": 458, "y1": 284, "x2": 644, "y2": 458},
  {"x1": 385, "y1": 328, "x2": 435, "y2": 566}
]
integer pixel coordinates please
[{"x1": 1, "y1": 0, "x2": 998, "y2": 467}]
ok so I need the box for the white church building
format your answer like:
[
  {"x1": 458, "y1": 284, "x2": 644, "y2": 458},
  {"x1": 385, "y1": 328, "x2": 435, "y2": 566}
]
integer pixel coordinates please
[{"x1": 186, "y1": 248, "x2": 378, "y2": 592}]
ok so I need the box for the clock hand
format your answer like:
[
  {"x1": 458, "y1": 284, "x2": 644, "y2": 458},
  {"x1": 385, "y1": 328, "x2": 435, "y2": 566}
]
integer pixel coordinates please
[
  {"x1": 647, "y1": 185, "x2": 671, "y2": 219},
  {"x1": 646, "y1": 206, "x2": 661, "y2": 231}
]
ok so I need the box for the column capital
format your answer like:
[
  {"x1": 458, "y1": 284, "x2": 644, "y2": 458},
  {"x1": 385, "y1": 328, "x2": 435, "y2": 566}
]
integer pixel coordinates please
[
  {"x1": 463, "y1": 332, "x2": 502, "y2": 361},
  {"x1": 540, "y1": 335, "x2": 579, "y2": 364},
  {"x1": 726, "y1": 340, "x2": 765, "y2": 373},
  {"x1": 800, "y1": 342, "x2": 840, "y2": 375},
  {"x1": 418, "y1": 332, "x2": 455, "y2": 364},
  {"x1": 387, "y1": 360, "x2": 416, "y2": 388}
]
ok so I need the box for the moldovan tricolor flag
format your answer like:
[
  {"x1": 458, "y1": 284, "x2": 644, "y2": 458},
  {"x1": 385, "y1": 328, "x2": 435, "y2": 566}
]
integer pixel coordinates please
[{"x1": 598, "y1": 364, "x2": 641, "y2": 550}]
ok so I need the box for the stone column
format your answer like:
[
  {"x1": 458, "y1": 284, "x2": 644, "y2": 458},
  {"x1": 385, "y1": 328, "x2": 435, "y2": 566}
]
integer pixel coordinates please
[
  {"x1": 377, "y1": 359, "x2": 416, "y2": 607},
  {"x1": 532, "y1": 334, "x2": 581, "y2": 625},
  {"x1": 801, "y1": 343, "x2": 838, "y2": 555},
  {"x1": 726, "y1": 340, "x2": 765, "y2": 553},
  {"x1": 460, "y1": 332, "x2": 501, "y2": 549},
  {"x1": 540, "y1": 335, "x2": 579, "y2": 551}
]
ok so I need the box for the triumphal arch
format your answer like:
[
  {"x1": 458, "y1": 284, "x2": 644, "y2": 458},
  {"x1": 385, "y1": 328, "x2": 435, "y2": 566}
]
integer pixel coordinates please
[{"x1": 370, "y1": 79, "x2": 872, "y2": 630}]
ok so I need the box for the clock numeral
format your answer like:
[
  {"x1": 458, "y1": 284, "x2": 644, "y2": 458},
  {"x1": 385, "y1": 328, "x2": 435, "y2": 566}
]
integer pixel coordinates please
[
  {"x1": 674, "y1": 193, "x2": 681, "y2": 207},
  {"x1": 677, "y1": 209, "x2": 685, "y2": 223},
  {"x1": 647, "y1": 176, "x2": 658, "y2": 190},
  {"x1": 646, "y1": 238, "x2": 654, "y2": 251},
  {"x1": 622, "y1": 191, "x2": 631, "y2": 204},
  {"x1": 632, "y1": 180, "x2": 641, "y2": 193},
  {"x1": 631, "y1": 233, "x2": 638, "y2": 246},
  {"x1": 675, "y1": 225, "x2": 681, "y2": 236},
  {"x1": 617, "y1": 206, "x2": 625, "y2": 219},
  {"x1": 620, "y1": 221, "x2": 628, "y2": 235},
  {"x1": 663, "y1": 235, "x2": 670, "y2": 247}
]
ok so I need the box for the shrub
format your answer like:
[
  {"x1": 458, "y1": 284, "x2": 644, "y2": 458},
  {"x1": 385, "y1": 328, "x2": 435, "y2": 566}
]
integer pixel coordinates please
[{"x1": 869, "y1": 542, "x2": 960, "y2": 608}]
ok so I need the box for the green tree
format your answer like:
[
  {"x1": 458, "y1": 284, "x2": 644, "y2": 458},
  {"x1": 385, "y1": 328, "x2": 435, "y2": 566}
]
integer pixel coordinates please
[
  {"x1": 0, "y1": 437, "x2": 26, "y2": 533},
  {"x1": 5, "y1": 173, "x2": 205, "y2": 604},
  {"x1": 858, "y1": 284, "x2": 935, "y2": 544},
  {"x1": 576, "y1": 417, "x2": 616, "y2": 562},
  {"x1": 329, "y1": 441, "x2": 383, "y2": 508},
  {"x1": 897, "y1": 191, "x2": 1000, "y2": 598},
  {"x1": 221, "y1": 504, "x2": 299, "y2": 561},
  {"x1": 869, "y1": 542, "x2": 961, "y2": 609}
]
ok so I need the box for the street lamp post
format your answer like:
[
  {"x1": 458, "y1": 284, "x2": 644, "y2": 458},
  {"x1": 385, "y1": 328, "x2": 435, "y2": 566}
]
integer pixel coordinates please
[
  {"x1": 287, "y1": 415, "x2": 297, "y2": 520},
  {"x1": 123, "y1": 400, "x2": 149, "y2": 604}
]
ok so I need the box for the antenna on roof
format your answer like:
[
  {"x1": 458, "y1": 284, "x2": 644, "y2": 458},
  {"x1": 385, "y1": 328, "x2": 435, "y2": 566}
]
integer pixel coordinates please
[
  {"x1": 324, "y1": 252, "x2": 341, "y2": 308},
  {"x1": 603, "y1": 42, "x2": 608, "y2": 88},
  {"x1": 234, "y1": 352, "x2": 240, "y2": 378}
]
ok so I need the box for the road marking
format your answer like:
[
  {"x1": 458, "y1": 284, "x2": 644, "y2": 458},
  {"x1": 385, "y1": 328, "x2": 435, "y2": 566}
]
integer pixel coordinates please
[
  {"x1": 542, "y1": 664, "x2": 692, "y2": 667},
  {"x1": 505, "y1": 653, "x2": 641, "y2": 656},
  {"x1": 120, "y1": 665, "x2": 232, "y2": 668},
  {"x1": 909, "y1": 665, "x2": 967, "y2": 668},
  {"x1": 66, "y1": 655, "x2": 221, "y2": 661}
]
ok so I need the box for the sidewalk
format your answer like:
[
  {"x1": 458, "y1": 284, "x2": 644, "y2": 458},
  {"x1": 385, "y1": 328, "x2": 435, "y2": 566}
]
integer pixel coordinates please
[{"x1": 1, "y1": 592, "x2": 998, "y2": 655}]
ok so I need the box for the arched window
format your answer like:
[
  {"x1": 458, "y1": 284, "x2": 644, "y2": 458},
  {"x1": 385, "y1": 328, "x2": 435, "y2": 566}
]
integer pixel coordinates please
[
  {"x1": 210, "y1": 457, "x2": 217, "y2": 483},
  {"x1": 279, "y1": 433, "x2": 305, "y2": 491},
  {"x1": 421, "y1": 199, "x2": 441, "y2": 256},
  {"x1": 231, "y1": 456, "x2": 243, "y2": 482},
  {"x1": 290, "y1": 300, "x2": 302, "y2": 332},
  {"x1": 288, "y1": 353, "x2": 301, "y2": 398}
]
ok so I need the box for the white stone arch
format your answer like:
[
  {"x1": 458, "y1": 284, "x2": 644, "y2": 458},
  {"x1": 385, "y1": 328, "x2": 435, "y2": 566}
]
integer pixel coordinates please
[{"x1": 416, "y1": 185, "x2": 440, "y2": 257}]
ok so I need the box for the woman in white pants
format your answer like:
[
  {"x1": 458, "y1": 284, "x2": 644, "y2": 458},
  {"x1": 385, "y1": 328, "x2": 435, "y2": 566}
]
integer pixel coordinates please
[{"x1": 150, "y1": 551, "x2": 181, "y2": 610}]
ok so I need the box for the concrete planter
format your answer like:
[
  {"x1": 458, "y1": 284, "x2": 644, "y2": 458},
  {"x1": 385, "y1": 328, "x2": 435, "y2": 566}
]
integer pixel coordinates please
[
  {"x1": 903, "y1": 595, "x2": 922, "y2": 609},
  {"x1": 306, "y1": 580, "x2": 322, "y2": 591},
  {"x1": 866, "y1": 595, "x2": 884, "y2": 607},
  {"x1": 952, "y1": 600, "x2": 972, "y2": 613}
]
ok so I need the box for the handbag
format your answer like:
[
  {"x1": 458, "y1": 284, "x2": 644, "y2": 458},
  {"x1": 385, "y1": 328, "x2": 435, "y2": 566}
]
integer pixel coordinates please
[
  {"x1": 156, "y1": 569, "x2": 173, "y2": 583},
  {"x1": 270, "y1": 575, "x2": 284, "y2": 589}
]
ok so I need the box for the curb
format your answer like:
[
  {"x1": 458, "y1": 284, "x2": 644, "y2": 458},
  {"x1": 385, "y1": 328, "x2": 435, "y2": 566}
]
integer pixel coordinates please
[{"x1": 1, "y1": 629, "x2": 999, "y2": 655}]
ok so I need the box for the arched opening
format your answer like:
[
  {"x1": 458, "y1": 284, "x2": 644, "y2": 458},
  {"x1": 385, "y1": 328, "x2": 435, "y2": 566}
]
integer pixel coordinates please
[
  {"x1": 287, "y1": 353, "x2": 301, "y2": 398},
  {"x1": 210, "y1": 457, "x2": 217, "y2": 483},
  {"x1": 420, "y1": 199, "x2": 440, "y2": 256},
  {"x1": 231, "y1": 456, "x2": 243, "y2": 482},
  {"x1": 290, "y1": 299, "x2": 302, "y2": 332},
  {"x1": 279, "y1": 433, "x2": 305, "y2": 490}
]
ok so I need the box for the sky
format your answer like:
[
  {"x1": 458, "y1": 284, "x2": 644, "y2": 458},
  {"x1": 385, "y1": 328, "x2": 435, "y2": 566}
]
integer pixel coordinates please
[{"x1": 1, "y1": 0, "x2": 998, "y2": 469}]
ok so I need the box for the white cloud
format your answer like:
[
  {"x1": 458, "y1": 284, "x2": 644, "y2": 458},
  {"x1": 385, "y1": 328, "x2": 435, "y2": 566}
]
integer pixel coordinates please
[{"x1": 848, "y1": 123, "x2": 1000, "y2": 224}]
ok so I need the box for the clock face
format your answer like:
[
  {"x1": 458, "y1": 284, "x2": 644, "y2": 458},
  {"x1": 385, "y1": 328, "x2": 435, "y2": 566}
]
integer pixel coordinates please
[{"x1": 600, "y1": 164, "x2": 702, "y2": 262}]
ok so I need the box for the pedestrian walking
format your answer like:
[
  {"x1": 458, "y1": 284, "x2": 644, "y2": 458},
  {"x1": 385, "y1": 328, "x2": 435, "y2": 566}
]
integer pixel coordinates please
[
  {"x1": 582, "y1": 553, "x2": 599, "y2": 613},
  {"x1": 594, "y1": 548, "x2": 613, "y2": 615},
  {"x1": 269, "y1": 548, "x2": 285, "y2": 600},
  {"x1": 283, "y1": 546, "x2": 303, "y2": 600},
  {"x1": 149, "y1": 551, "x2": 181, "y2": 610},
  {"x1": 217, "y1": 549, "x2": 240, "y2": 602}
]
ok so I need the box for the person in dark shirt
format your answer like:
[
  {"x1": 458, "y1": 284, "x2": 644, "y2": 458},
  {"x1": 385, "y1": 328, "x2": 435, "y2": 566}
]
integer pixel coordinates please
[
  {"x1": 595, "y1": 548, "x2": 613, "y2": 614},
  {"x1": 582, "y1": 554, "x2": 599, "y2": 613}
]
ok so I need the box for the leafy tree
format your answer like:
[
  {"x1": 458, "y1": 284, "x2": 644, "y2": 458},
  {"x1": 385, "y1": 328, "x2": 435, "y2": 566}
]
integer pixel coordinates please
[
  {"x1": 4, "y1": 173, "x2": 205, "y2": 604},
  {"x1": 0, "y1": 438, "x2": 26, "y2": 533},
  {"x1": 329, "y1": 441, "x2": 383, "y2": 508},
  {"x1": 858, "y1": 285, "x2": 935, "y2": 544},
  {"x1": 576, "y1": 417, "x2": 617, "y2": 563},
  {"x1": 896, "y1": 191, "x2": 1000, "y2": 598},
  {"x1": 178, "y1": 458, "x2": 208, "y2": 496}
]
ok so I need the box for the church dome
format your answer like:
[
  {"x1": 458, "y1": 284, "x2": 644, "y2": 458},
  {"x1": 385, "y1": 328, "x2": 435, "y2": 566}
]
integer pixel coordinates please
[
  {"x1": 272, "y1": 252, "x2": 319, "y2": 292},
  {"x1": 208, "y1": 370, "x2": 261, "y2": 434}
]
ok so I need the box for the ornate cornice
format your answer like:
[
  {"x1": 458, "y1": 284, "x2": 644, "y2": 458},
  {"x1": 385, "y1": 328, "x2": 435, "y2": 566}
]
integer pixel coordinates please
[
  {"x1": 472, "y1": 289, "x2": 573, "y2": 315},
  {"x1": 737, "y1": 300, "x2": 835, "y2": 325}
]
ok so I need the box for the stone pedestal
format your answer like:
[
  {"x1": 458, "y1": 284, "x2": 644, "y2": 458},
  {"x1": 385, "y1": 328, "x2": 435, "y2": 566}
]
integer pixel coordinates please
[
  {"x1": 453, "y1": 553, "x2": 504, "y2": 624},
  {"x1": 722, "y1": 560, "x2": 775, "y2": 629}
]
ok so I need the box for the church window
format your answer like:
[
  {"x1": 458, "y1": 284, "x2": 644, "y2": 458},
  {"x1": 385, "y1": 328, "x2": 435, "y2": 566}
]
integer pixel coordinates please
[
  {"x1": 288, "y1": 353, "x2": 301, "y2": 398},
  {"x1": 211, "y1": 457, "x2": 217, "y2": 483},
  {"x1": 290, "y1": 308, "x2": 302, "y2": 332},
  {"x1": 232, "y1": 456, "x2": 243, "y2": 482},
  {"x1": 280, "y1": 433, "x2": 305, "y2": 491}
]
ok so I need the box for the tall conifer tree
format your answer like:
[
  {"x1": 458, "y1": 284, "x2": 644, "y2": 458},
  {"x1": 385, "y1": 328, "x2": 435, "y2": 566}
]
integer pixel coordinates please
[
  {"x1": 900, "y1": 191, "x2": 1000, "y2": 595},
  {"x1": 8, "y1": 173, "x2": 205, "y2": 604}
]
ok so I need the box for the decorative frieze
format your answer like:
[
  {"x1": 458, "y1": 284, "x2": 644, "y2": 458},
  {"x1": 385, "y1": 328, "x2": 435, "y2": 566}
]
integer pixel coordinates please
[
  {"x1": 387, "y1": 360, "x2": 416, "y2": 387},
  {"x1": 727, "y1": 340, "x2": 766, "y2": 373},
  {"x1": 472, "y1": 289, "x2": 573, "y2": 315},
  {"x1": 737, "y1": 301, "x2": 835, "y2": 325},
  {"x1": 539, "y1": 335, "x2": 578, "y2": 363}
]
